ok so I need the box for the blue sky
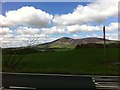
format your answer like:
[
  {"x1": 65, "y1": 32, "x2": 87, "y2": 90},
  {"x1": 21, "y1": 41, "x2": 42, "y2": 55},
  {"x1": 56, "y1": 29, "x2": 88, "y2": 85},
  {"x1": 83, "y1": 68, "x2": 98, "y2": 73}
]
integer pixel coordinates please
[
  {"x1": 0, "y1": 1, "x2": 118, "y2": 47},
  {"x1": 2, "y1": 2, "x2": 90, "y2": 15}
]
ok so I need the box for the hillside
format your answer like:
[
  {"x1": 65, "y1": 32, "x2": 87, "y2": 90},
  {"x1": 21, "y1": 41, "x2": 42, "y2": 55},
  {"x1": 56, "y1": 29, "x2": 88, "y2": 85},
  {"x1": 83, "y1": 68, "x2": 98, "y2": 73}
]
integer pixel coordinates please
[{"x1": 35, "y1": 37, "x2": 117, "y2": 49}]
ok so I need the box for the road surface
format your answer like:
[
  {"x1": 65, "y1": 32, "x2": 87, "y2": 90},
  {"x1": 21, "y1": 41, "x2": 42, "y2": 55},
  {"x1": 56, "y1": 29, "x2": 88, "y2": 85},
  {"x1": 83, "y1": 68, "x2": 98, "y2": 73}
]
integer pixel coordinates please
[
  {"x1": 2, "y1": 72, "x2": 120, "y2": 90},
  {"x1": 2, "y1": 72, "x2": 96, "y2": 89}
]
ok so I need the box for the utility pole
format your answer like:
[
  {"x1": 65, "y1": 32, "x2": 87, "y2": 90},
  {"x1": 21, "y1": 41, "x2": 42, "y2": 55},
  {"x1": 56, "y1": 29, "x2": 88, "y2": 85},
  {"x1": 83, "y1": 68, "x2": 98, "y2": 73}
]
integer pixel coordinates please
[{"x1": 103, "y1": 26, "x2": 106, "y2": 64}]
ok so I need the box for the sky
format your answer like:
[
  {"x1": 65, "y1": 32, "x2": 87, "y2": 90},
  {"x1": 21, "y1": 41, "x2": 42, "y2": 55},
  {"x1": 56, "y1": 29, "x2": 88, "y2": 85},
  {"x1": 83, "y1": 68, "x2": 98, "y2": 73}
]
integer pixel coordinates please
[{"x1": 0, "y1": 0, "x2": 119, "y2": 47}]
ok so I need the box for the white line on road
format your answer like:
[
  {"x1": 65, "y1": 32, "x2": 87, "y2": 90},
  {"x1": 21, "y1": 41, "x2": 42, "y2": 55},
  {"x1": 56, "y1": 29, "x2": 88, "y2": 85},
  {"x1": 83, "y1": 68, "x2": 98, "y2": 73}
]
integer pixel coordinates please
[
  {"x1": 1, "y1": 72, "x2": 119, "y2": 77},
  {"x1": 9, "y1": 86, "x2": 36, "y2": 90}
]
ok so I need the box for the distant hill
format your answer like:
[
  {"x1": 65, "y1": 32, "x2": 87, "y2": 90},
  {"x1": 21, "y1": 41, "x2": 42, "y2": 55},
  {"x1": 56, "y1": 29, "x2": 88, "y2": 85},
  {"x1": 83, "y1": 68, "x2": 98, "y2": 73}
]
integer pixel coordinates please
[
  {"x1": 35, "y1": 37, "x2": 117, "y2": 49},
  {"x1": 2, "y1": 37, "x2": 118, "y2": 53}
]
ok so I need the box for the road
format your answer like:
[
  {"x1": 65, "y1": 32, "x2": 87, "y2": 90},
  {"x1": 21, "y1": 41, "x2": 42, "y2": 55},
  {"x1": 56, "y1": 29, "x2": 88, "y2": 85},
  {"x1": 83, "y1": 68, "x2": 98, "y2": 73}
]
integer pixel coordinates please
[
  {"x1": 93, "y1": 76, "x2": 120, "y2": 90},
  {"x1": 2, "y1": 72, "x2": 120, "y2": 90},
  {"x1": 2, "y1": 72, "x2": 96, "y2": 89}
]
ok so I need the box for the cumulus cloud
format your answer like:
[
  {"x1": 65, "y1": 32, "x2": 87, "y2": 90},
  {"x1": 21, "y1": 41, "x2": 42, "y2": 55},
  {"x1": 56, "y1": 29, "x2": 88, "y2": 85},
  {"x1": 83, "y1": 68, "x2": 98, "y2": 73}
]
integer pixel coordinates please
[
  {"x1": 0, "y1": 6, "x2": 53, "y2": 28},
  {"x1": 66, "y1": 24, "x2": 101, "y2": 33},
  {"x1": 15, "y1": 26, "x2": 66, "y2": 35},
  {"x1": 86, "y1": 33, "x2": 118, "y2": 40},
  {"x1": 0, "y1": 26, "x2": 63, "y2": 48},
  {"x1": 53, "y1": 0, "x2": 118, "y2": 26},
  {"x1": 86, "y1": 34, "x2": 102, "y2": 38},
  {"x1": 41, "y1": 26, "x2": 66, "y2": 34},
  {"x1": 0, "y1": 32, "x2": 52, "y2": 48},
  {"x1": 0, "y1": 0, "x2": 118, "y2": 28},
  {"x1": 106, "y1": 22, "x2": 118, "y2": 31},
  {"x1": 16, "y1": 26, "x2": 40, "y2": 35},
  {"x1": 66, "y1": 22, "x2": 118, "y2": 33},
  {"x1": 0, "y1": 21, "x2": 118, "y2": 48},
  {"x1": 0, "y1": 27, "x2": 13, "y2": 35},
  {"x1": 106, "y1": 33, "x2": 118, "y2": 40},
  {"x1": 0, "y1": 15, "x2": 14, "y2": 27},
  {"x1": 1, "y1": 22, "x2": 118, "y2": 45}
]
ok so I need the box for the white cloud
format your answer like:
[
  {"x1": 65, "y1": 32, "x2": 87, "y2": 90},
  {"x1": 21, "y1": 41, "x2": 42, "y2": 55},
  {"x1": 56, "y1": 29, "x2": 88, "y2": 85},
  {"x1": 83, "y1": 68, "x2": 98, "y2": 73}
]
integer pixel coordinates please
[
  {"x1": 86, "y1": 33, "x2": 118, "y2": 40},
  {"x1": 106, "y1": 22, "x2": 118, "y2": 31},
  {"x1": 41, "y1": 26, "x2": 66, "y2": 34},
  {"x1": 53, "y1": 0, "x2": 118, "y2": 26},
  {"x1": 66, "y1": 24, "x2": 101, "y2": 33},
  {"x1": 105, "y1": 33, "x2": 118, "y2": 40},
  {"x1": 0, "y1": 33, "x2": 52, "y2": 48},
  {"x1": 0, "y1": 26, "x2": 61, "y2": 48},
  {"x1": 86, "y1": 34, "x2": 102, "y2": 38},
  {"x1": 16, "y1": 26, "x2": 40, "y2": 35},
  {"x1": 15, "y1": 26, "x2": 66, "y2": 35},
  {"x1": 0, "y1": 6, "x2": 53, "y2": 28},
  {"x1": 66, "y1": 22, "x2": 118, "y2": 34},
  {"x1": 0, "y1": 27, "x2": 13, "y2": 35},
  {"x1": 0, "y1": 15, "x2": 14, "y2": 27},
  {"x1": 0, "y1": 21, "x2": 118, "y2": 48}
]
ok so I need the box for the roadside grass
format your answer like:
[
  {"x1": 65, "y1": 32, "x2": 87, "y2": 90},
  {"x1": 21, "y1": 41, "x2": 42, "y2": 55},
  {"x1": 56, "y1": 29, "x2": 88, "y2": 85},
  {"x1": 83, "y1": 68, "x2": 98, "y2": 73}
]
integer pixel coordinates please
[{"x1": 3, "y1": 48, "x2": 119, "y2": 75}]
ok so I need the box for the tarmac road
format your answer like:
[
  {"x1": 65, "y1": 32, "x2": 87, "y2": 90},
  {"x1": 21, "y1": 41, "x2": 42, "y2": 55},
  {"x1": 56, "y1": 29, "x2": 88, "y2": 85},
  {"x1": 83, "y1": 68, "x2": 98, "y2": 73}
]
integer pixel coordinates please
[{"x1": 2, "y1": 72, "x2": 96, "y2": 89}]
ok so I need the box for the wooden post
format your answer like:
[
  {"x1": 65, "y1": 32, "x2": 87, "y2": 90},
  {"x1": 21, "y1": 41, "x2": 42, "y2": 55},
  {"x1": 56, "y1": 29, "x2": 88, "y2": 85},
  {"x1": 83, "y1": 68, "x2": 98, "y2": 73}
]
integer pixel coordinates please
[{"x1": 103, "y1": 26, "x2": 106, "y2": 64}]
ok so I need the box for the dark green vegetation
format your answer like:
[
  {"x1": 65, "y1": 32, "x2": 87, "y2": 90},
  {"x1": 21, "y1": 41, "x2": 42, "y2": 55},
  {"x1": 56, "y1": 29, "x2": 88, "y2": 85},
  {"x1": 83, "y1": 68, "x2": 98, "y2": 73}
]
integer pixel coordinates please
[
  {"x1": 3, "y1": 48, "x2": 119, "y2": 75},
  {"x1": 75, "y1": 43, "x2": 119, "y2": 48},
  {"x1": 2, "y1": 37, "x2": 119, "y2": 75}
]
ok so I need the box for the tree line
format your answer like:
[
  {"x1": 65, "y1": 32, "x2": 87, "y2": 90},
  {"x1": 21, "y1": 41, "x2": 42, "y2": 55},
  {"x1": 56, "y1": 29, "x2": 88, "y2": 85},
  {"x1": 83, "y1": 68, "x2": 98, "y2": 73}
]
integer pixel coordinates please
[{"x1": 75, "y1": 43, "x2": 119, "y2": 49}]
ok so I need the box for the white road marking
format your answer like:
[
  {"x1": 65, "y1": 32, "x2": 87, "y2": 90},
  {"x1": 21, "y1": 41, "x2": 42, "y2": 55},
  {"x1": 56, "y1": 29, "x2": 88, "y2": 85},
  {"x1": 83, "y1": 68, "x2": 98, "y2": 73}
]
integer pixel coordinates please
[
  {"x1": 9, "y1": 86, "x2": 36, "y2": 90},
  {"x1": 1, "y1": 72, "x2": 119, "y2": 77}
]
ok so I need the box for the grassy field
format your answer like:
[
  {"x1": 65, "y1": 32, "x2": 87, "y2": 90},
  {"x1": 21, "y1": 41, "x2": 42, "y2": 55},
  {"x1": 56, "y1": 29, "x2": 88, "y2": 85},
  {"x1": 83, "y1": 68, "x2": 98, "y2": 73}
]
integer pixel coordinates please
[{"x1": 3, "y1": 48, "x2": 119, "y2": 75}]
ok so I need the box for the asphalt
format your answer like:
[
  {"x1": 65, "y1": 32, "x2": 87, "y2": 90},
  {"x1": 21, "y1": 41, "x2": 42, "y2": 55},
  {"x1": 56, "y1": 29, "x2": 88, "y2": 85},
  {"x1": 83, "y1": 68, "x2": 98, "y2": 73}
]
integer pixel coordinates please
[{"x1": 2, "y1": 73, "x2": 96, "y2": 89}]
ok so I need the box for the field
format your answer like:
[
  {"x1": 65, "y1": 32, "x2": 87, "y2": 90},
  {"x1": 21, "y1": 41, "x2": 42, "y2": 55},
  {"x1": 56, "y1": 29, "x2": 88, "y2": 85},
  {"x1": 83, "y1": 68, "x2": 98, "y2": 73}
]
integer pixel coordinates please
[{"x1": 2, "y1": 48, "x2": 119, "y2": 75}]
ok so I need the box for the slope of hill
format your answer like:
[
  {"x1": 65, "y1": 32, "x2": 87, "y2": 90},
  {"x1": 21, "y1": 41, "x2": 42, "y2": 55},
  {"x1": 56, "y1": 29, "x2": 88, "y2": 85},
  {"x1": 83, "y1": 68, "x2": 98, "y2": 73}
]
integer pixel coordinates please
[{"x1": 35, "y1": 37, "x2": 117, "y2": 49}]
